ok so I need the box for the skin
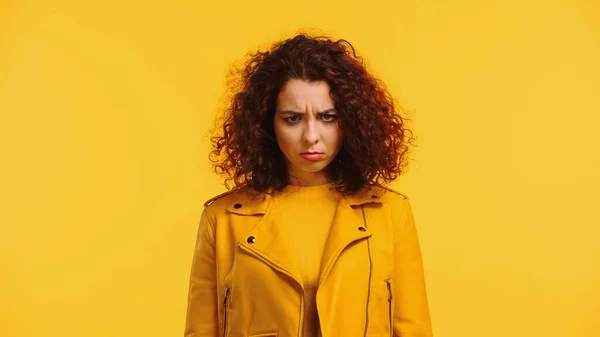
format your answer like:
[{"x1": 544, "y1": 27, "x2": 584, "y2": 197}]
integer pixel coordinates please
[{"x1": 273, "y1": 79, "x2": 343, "y2": 186}]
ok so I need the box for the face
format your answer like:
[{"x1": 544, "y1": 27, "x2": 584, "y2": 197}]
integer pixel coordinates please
[{"x1": 273, "y1": 79, "x2": 343, "y2": 186}]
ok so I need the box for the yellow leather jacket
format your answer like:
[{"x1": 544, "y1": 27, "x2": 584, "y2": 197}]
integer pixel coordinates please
[{"x1": 184, "y1": 184, "x2": 432, "y2": 337}]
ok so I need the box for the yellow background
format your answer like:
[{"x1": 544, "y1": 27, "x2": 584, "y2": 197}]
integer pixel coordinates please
[{"x1": 1, "y1": 0, "x2": 599, "y2": 336}]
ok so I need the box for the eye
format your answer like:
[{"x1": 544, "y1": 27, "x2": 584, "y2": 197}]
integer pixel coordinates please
[
  {"x1": 284, "y1": 115, "x2": 301, "y2": 123},
  {"x1": 320, "y1": 113, "x2": 337, "y2": 122}
]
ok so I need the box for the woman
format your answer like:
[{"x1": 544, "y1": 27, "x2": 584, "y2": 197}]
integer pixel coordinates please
[{"x1": 185, "y1": 33, "x2": 432, "y2": 337}]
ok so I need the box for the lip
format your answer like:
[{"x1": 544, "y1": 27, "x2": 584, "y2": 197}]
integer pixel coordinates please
[{"x1": 300, "y1": 152, "x2": 325, "y2": 161}]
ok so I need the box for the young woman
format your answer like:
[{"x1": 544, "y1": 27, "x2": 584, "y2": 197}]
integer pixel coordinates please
[{"x1": 185, "y1": 33, "x2": 432, "y2": 337}]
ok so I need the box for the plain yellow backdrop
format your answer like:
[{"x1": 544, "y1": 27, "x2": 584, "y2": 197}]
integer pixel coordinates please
[{"x1": 1, "y1": 0, "x2": 599, "y2": 336}]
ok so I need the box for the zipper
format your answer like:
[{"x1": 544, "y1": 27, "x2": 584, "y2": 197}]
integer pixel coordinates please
[
  {"x1": 223, "y1": 287, "x2": 231, "y2": 337},
  {"x1": 299, "y1": 289, "x2": 305, "y2": 337},
  {"x1": 361, "y1": 205, "x2": 373, "y2": 337},
  {"x1": 385, "y1": 280, "x2": 393, "y2": 337}
]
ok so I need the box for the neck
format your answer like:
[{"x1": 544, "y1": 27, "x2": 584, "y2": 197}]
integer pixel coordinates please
[{"x1": 288, "y1": 171, "x2": 330, "y2": 186}]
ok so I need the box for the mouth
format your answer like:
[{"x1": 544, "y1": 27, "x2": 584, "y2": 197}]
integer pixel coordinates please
[{"x1": 300, "y1": 152, "x2": 325, "y2": 161}]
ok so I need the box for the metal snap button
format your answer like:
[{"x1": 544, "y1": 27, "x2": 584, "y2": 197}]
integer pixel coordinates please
[
  {"x1": 247, "y1": 236, "x2": 256, "y2": 244},
  {"x1": 234, "y1": 203, "x2": 242, "y2": 209},
  {"x1": 358, "y1": 227, "x2": 366, "y2": 232}
]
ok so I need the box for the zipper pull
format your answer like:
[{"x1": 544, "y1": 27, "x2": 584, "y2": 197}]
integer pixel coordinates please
[
  {"x1": 386, "y1": 281, "x2": 392, "y2": 301},
  {"x1": 223, "y1": 287, "x2": 231, "y2": 307}
]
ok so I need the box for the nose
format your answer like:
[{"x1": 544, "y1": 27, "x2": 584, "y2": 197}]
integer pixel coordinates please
[{"x1": 302, "y1": 119, "x2": 320, "y2": 144}]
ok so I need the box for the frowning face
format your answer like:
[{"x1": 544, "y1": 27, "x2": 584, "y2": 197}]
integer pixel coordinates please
[{"x1": 273, "y1": 79, "x2": 343, "y2": 186}]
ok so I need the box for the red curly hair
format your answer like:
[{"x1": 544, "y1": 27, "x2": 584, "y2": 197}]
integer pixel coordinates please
[{"x1": 209, "y1": 32, "x2": 416, "y2": 195}]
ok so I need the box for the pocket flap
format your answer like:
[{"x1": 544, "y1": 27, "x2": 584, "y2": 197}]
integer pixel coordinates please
[{"x1": 248, "y1": 330, "x2": 278, "y2": 337}]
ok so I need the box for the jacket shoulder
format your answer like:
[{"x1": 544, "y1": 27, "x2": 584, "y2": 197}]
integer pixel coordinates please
[
  {"x1": 203, "y1": 187, "x2": 242, "y2": 207},
  {"x1": 374, "y1": 183, "x2": 409, "y2": 200}
]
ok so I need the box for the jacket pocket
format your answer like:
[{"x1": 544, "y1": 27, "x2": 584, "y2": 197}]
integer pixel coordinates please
[
  {"x1": 385, "y1": 279, "x2": 393, "y2": 337},
  {"x1": 223, "y1": 286, "x2": 231, "y2": 337}
]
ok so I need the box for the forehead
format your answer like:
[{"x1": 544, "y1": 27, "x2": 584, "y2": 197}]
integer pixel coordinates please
[{"x1": 277, "y1": 79, "x2": 333, "y2": 108}]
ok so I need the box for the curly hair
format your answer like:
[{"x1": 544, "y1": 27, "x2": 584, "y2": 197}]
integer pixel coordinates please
[{"x1": 209, "y1": 32, "x2": 416, "y2": 195}]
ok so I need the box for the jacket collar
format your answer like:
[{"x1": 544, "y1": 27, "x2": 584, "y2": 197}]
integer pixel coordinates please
[
  {"x1": 341, "y1": 184, "x2": 388, "y2": 207},
  {"x1": 226, "y1": 184, "x2": 386, "y2": 215},
  {"x1": 233, "y1": 183, "x2": 389, "y2": 289},
  {"x1": 225, "y1": 187, "x2": 271, "y2": 215}
]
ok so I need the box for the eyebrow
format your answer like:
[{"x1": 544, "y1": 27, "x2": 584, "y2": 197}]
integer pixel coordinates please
[{"x1": 277, "y1": 108, "x2": 336, "y2": 115}]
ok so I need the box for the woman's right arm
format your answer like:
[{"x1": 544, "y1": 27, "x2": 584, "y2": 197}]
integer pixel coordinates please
[{"x1": 184, "y1": 208, "x2": 219, "y2": 337}]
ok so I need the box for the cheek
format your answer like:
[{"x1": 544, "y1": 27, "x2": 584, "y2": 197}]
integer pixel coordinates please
[
  {"x1": 326, "y1": 126, "x2": 343, "y2": 147},
  {"x1": 274, "y1": 124, "x2": 295, "y2": 150}
]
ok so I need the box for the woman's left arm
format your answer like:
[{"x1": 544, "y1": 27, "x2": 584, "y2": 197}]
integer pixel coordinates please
[{"x1": 392, "y1": 197, "x2": 433, "y2": 337}]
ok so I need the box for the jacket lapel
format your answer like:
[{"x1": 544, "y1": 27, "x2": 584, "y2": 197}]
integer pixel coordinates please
[
  {"x1": 232, "y1": 188, "x2": 304, "y2": 286},
  {"x1": 317, "y1": 185, "x2": 385, "y2": 285}
]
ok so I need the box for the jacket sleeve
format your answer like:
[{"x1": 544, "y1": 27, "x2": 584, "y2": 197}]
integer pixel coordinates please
[
  {"x1": 393, "y1": 198, "x2": 433, "y2": 337},
  {"x1": 184, "y1": 208, "x2": 219, "y2": 337}
]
